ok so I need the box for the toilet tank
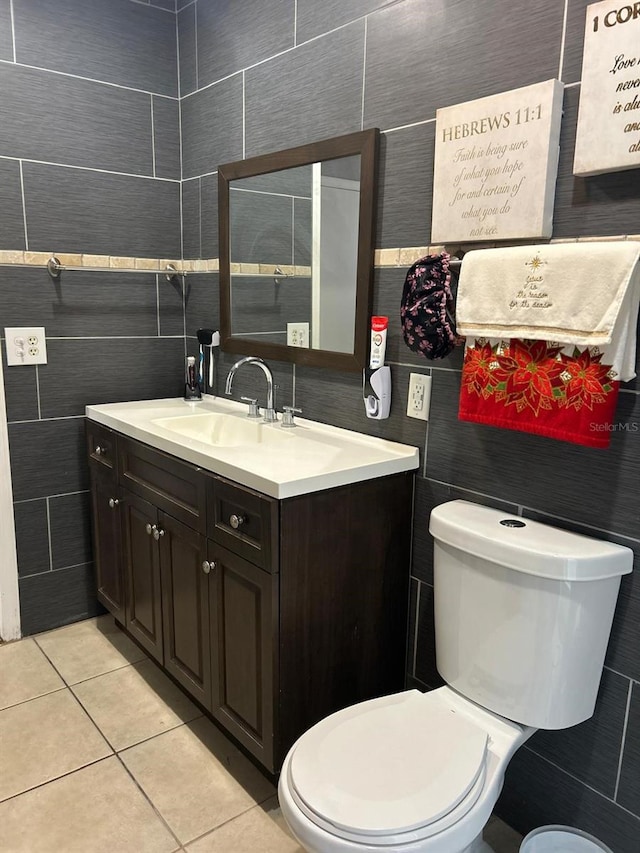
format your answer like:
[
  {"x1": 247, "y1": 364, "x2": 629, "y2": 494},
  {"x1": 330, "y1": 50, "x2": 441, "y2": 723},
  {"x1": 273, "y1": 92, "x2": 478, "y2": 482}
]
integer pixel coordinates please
[{"x1": 429, "y1": 501, "x2": 633, "y2": 729}]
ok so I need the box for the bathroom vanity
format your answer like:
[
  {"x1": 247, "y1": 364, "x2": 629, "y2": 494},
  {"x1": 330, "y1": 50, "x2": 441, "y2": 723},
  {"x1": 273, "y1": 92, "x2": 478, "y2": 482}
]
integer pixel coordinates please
[{"x1": 86, "y1": 398, "x2": 418, "y2": 772}]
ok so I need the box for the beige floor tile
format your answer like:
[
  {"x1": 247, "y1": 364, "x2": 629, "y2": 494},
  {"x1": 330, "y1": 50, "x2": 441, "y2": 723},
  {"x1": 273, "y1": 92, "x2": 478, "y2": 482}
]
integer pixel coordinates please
[
  {"x1": 0, "y1": 638, "x2": 65, "y2": 709},
  {"x1": 0, "y1": 756, "x2": 179, "y2": 853},
  {"x1": 35, "y1": 615, "x2": 147, "y2": 684},
  {"x1": 72, "y1": 658, "x2": 201, "y2": 750},
  {"x1": 187, "y1": 796, "x2": 303, "y2": 852},
  {"x1": 120, "y1": 716, "x2": 275, "y2": 843},
  {"x1": 485, "y1": 815, "x2": 523, "y2": 852},
  {"x1": 0, "y1": 689, "x2": 111, "y2": 801}
]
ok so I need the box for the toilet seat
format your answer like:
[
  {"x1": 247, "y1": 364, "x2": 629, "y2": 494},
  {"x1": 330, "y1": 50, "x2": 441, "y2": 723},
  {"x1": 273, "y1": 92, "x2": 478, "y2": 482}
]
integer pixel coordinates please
[{"x1": 287, "y1": 690, "x2": 489, "y2": 847}]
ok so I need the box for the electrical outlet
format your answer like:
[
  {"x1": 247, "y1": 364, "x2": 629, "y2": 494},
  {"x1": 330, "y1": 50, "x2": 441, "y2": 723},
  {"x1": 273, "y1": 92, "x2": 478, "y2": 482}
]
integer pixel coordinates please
[
  {"x1": 407, "y1": 373, "x2": 431, "y2": 421},
  {"x1": 4, "y1": 327, "x2": 48, "y2": 366},
  {"x1": 287, "y1": 322, "x2": 310, "y2": 348}
]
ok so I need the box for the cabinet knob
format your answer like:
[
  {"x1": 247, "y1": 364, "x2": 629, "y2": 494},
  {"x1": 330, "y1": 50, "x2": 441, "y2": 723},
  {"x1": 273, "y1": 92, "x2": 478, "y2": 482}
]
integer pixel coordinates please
[
  {"x1": 145, "y1": 523, "x2": 153, "y2": 535},
  {"x1": 202, "y1": 560, "x2": 216, "y2": 574},
  {"x1": 108, "y1": 497, "x2": 120, "y2": 508},
  {"x1": 229, "y1": 513, "x2": 246, "y2": 530},
  {"x1": 94, "y1": 445, "x2": 106, "y2": 456},
  {"x1": 153, "y1": 527, "x2": 165, "y2": 540}
]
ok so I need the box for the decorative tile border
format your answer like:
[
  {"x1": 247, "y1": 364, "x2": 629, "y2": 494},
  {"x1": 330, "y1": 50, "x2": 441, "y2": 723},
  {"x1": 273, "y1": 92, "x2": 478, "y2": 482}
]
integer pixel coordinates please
[{"x1": 0, "y1": 238, "x2": 637, "y2": 276}]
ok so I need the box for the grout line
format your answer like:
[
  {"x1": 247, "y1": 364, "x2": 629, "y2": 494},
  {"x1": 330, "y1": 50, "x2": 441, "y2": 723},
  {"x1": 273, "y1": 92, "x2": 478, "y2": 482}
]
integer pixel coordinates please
[
  {"x1": 424, "y1": 476, "x2": 521, "y2": 510},
  {"x1": 198, "y1": 177, "x2": 203, "y2": 257},
  {"x1": 614, "y1": 680, "x2": 633, "y2": 801},
  {"x1": 384, "y1": 116, "x2": 437, "y2": 135},
  {"x1": 115, "y1": 752, "x2": 185, "y2": 850},
  {"x1": 0, "y1": 685, "x2": 68, "y2": 713},
  {"x1": 422, "y1": 419, "x2": 429, "y2": 478},
  {"x1": 129, "y1": 0, "x2": 177, "y2": 13},
  {"x1": 558, "y1": 0, "x2": 570, "y2": 81},
  {"x1": 0, "y1": 58, "x2": 179, "y2": 99},
  {"x1": 13, "y1": 489, "x2": 90, "y2": 504},
  {"x1": 411, "y1": 579, "x2": 421, "y2": 679},
  {"x1": 293, "y1": 0, "x2": 298, "y2": 47},
  {"x1": 0, "y1": 753, "x2": 116, "y2": 806},
  {"x1": 180, "y1": 0, "x2": 404, "y2": 102},
  {"x1": 231, "y1": 185, "x2": 310, "y2": 200},
  {"x1": 20, "y1": 561, "x2": 93, "y2": 581},
  {"x1": 360, "y1": 16, "x2": 367, "y2": 131},
  {"x1": 0, "y1": 154, "x2": 180, "y2": 183},
  {"x1": 517, "y1": 504, "x2": 640, "y2": 545},
  {"x1": 45, "y1": 497, "x2": 53, "y2": 572},
  {"x1": 156, "y1": 274, "x2": 161, "y2": 335},
  {"x1": 523, "y1": 743, "x2": 640, "y2": 823},
  {"x1": 150, "y1": 96, "x2": 157, "y2": 178},
  {"x1": 194, "y1": 0, "x2": 199, "y2": 92},
  {"x1": 8, "y1": 0, "x2": 16, "y2": 62},
  {"x1": 34, "y1": 364, "x2": 42, "y2": 419},
  {"x1": 604, "y1": 665, "x2": 640, "y2": 682},
  {"x1": 18, "y1": 160, "x2": 29, "y2": 249},
  {"x1": 242, "y1": 70, "x2": 246, "y2": 158}
]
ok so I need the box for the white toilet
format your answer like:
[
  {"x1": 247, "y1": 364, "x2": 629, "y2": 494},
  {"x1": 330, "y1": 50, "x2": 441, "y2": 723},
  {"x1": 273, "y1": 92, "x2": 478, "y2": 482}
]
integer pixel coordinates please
[{"x1": 278, "y1": 500, "x2": 633, "y2": 853}]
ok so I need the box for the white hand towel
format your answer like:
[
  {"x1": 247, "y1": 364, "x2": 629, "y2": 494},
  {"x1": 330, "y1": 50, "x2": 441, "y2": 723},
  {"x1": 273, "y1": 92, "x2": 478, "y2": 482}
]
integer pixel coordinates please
[{"x1": 456, "y1": 241, "x2": 640, "y2": 347}]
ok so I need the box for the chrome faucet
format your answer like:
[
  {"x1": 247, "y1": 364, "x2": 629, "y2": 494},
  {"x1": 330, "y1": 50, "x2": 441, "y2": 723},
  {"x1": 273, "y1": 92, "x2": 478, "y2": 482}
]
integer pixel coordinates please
[{"x1": 225, "y1": 357, "x2": 277, "y2": 422}]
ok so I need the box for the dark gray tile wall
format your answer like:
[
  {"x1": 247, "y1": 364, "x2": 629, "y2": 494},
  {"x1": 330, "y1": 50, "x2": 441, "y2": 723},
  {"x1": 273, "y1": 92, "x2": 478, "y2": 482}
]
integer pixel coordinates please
[
  {"x1": 1, "y1": 0, "x2": 184, "y2": 635},
  {"x1": 181, "y1": 73, "x2": 244, "y2": 178},
  {"x1": 152, "y1": 96, "x2": 181, "y2": 180},
  {"x1": 0, "y1": 0, "x2": 13, "y2": 60},
  {"x1": 14, "y1": 0, "x2": 178, "y2": 95},
  {"x1": 0, "y1": 160, "x2": 27, "y2": 249},
  {"x1": 179, "y1": 0, "x2": 640, "y2": 846},
  {"x1": 22, "y1": 163, "x2": 181, "y2": 257},
  {"x1": 195, "y1": 0, "x2": 293, "y2": 91},
  {"x1": 0, "y1": 64, "x2": 154, "y2": 174}
]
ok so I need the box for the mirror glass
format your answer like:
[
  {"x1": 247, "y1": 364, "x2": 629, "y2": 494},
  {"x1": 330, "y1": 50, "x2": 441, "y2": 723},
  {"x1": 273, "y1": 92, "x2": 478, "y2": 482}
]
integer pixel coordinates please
[{"x1": 219, "y1": 130, "x2": 379, "y2": 371}]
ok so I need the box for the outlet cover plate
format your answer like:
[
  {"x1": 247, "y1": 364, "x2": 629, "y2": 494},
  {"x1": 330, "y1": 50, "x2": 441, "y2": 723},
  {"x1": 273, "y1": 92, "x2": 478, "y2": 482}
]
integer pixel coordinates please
[
  {"x1": 287, "y1": 322, "x2": 310, "y2": 348},
  {"x1": 407, "y1": 372, "x2": 431, "y2": 420},
  {"x1": 4, "y1": 327, "x2": 48, "y2": 365}
]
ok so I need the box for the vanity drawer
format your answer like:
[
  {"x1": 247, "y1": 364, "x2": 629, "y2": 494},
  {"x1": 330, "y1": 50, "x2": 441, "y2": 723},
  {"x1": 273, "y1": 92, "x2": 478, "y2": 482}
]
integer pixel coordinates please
[
  {"x1": 86, "y1": 421, "x2": 117, "y2": 480},
  {"x1": 118, "y1": 437, "x2": 206, "y2": 533},
  {"x1": 207, "y1": 476, "x2": 278, "y2": 572}
]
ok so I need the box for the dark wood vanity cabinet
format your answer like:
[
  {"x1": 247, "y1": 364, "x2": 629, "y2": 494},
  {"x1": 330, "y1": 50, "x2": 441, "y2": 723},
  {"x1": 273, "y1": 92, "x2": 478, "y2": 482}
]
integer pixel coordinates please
[{"x1": 86, "y1": 421, "x2": 413, "y2": 773}]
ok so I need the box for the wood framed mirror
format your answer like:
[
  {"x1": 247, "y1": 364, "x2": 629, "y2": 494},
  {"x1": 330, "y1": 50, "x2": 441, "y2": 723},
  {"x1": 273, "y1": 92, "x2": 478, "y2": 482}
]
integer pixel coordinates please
[{"x1": 218, "y1": 128, "x2": 379, "y2": 372}]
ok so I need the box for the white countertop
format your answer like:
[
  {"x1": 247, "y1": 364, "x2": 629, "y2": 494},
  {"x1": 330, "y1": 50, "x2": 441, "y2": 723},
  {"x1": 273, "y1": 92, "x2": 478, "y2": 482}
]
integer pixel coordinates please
[{"x1": 86, "y1": 397, "x2": 419, "y2": 499}]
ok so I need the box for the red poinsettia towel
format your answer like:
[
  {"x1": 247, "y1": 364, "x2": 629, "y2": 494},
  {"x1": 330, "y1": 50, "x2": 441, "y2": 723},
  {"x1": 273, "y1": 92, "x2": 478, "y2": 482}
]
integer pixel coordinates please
[{"x1": 458, "y1": 339, "x2": 620, "y2": 448}]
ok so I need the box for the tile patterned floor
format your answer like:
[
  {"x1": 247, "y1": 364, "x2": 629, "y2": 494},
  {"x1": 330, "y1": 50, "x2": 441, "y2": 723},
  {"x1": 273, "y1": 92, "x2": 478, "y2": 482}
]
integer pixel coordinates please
[{"x1": 0, "y1": 616, "x2": 523, "y2": 852}]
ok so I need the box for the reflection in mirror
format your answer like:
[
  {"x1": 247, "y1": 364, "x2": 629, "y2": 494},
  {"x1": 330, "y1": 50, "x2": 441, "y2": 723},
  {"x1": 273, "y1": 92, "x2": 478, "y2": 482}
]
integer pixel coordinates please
[{"x1": 219, "y1": 130, "x2": 379, "y2": 371}]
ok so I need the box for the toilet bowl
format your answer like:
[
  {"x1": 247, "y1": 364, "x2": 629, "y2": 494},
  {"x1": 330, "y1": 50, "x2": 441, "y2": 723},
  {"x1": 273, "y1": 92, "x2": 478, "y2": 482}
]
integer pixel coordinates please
[
  {"x1": 278, "y1": 686, "x2": 533, "y2": 853},
  {"x1": 278, "y1": 501, "x2": 633, "y2": 853}
]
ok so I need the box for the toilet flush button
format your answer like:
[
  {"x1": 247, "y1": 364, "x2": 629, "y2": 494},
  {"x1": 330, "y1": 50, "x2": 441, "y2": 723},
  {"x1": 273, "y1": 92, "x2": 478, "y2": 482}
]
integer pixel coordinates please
[{"x1": 500, "y1": 519, "x2": 526, "y2": 528}]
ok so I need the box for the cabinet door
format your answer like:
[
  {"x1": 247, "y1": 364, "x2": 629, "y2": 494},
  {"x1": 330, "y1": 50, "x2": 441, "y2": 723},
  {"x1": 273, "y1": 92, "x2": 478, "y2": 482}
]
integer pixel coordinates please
[
  {"x1": 122, "y1": 491, "x2": 163, "y2": 663},
  {"x1": 159, "y1": 512, "x2": 211, "y2": 709},
  {"x1": 209, "y1": 543, "x2": 277, "y2": 771},
  {"x1": 90, "y1": 473, "x2": 125, "y2": 624}
]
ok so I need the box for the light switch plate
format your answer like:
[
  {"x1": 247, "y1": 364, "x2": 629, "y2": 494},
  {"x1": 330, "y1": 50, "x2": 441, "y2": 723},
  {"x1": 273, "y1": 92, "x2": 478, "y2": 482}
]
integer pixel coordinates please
[{"x1": 4, "y1": 327, "x2": 48, "y2": 365}]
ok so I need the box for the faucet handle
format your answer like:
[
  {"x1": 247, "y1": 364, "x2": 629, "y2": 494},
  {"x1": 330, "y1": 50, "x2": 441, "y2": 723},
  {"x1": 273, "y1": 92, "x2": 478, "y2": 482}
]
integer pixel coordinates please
[
  {"x1": 241, "y1": 397, "x2": 261, "y2": 418},
  {"x1": 282, "y1": 405, "x2": 302, "y2": 428}
]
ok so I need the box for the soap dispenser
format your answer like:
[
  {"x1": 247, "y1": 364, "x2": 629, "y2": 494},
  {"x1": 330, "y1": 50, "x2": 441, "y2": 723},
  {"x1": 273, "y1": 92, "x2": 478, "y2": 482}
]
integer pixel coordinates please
[{"x1": 184, "y1": 355, "x2": 202, "y2": 400}]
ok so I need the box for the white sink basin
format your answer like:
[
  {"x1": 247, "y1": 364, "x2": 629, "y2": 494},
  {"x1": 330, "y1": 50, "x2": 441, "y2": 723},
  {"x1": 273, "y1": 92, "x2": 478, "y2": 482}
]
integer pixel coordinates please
[
  {"x1": 85, "y1": 397, "x2": 419, "y2": 498},
  {"x1": 151, "y1": 412, "x2": 288, "y2": 447}
]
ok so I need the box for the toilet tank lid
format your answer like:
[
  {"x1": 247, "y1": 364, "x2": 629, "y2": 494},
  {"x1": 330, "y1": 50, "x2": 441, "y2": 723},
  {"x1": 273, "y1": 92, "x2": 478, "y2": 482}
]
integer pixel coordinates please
[{"x1": 429, "y1": 501, "x2": 633, "y2": 582}]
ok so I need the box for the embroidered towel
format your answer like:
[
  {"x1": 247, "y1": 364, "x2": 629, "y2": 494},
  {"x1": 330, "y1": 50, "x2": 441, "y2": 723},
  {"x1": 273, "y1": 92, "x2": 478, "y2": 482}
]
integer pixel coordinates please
[
  {"x1": 458, "y1": 252, "x2": 640, "y2": 448},
  {"x1": 456, "y1": 242, "x2": 640, "y2": 347}
]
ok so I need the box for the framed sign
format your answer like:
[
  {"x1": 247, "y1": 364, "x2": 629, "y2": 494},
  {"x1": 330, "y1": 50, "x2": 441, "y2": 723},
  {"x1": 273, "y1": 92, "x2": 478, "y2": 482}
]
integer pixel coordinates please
[
  {"x1": 431, "y1": 79, "x2": 564, "y2": 243},
  {"x1": 574, "y1": 0, "x2": 640, "y2": 176}
]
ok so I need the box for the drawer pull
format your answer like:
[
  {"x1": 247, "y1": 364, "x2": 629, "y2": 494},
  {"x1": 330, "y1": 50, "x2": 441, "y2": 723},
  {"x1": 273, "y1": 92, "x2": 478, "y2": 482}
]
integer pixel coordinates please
[
  {"x1": 229, "y1": 513, "x2": 246, "y2": 530},
  {"x1": 202, "y1": 560, "x2": 216, "y2": 574},
  {"x1": 95, "y1": 445, "x2": 106, "y2": 456},
  {"x1": 108, "y1": 497, "x2": 120, "y2": 509},
  {"x1": 153, "y1": 526, "x2": 165, "y2": 540},
  {"x1": 145, "y1": 523, "x2": 153, "y2": 535}
]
